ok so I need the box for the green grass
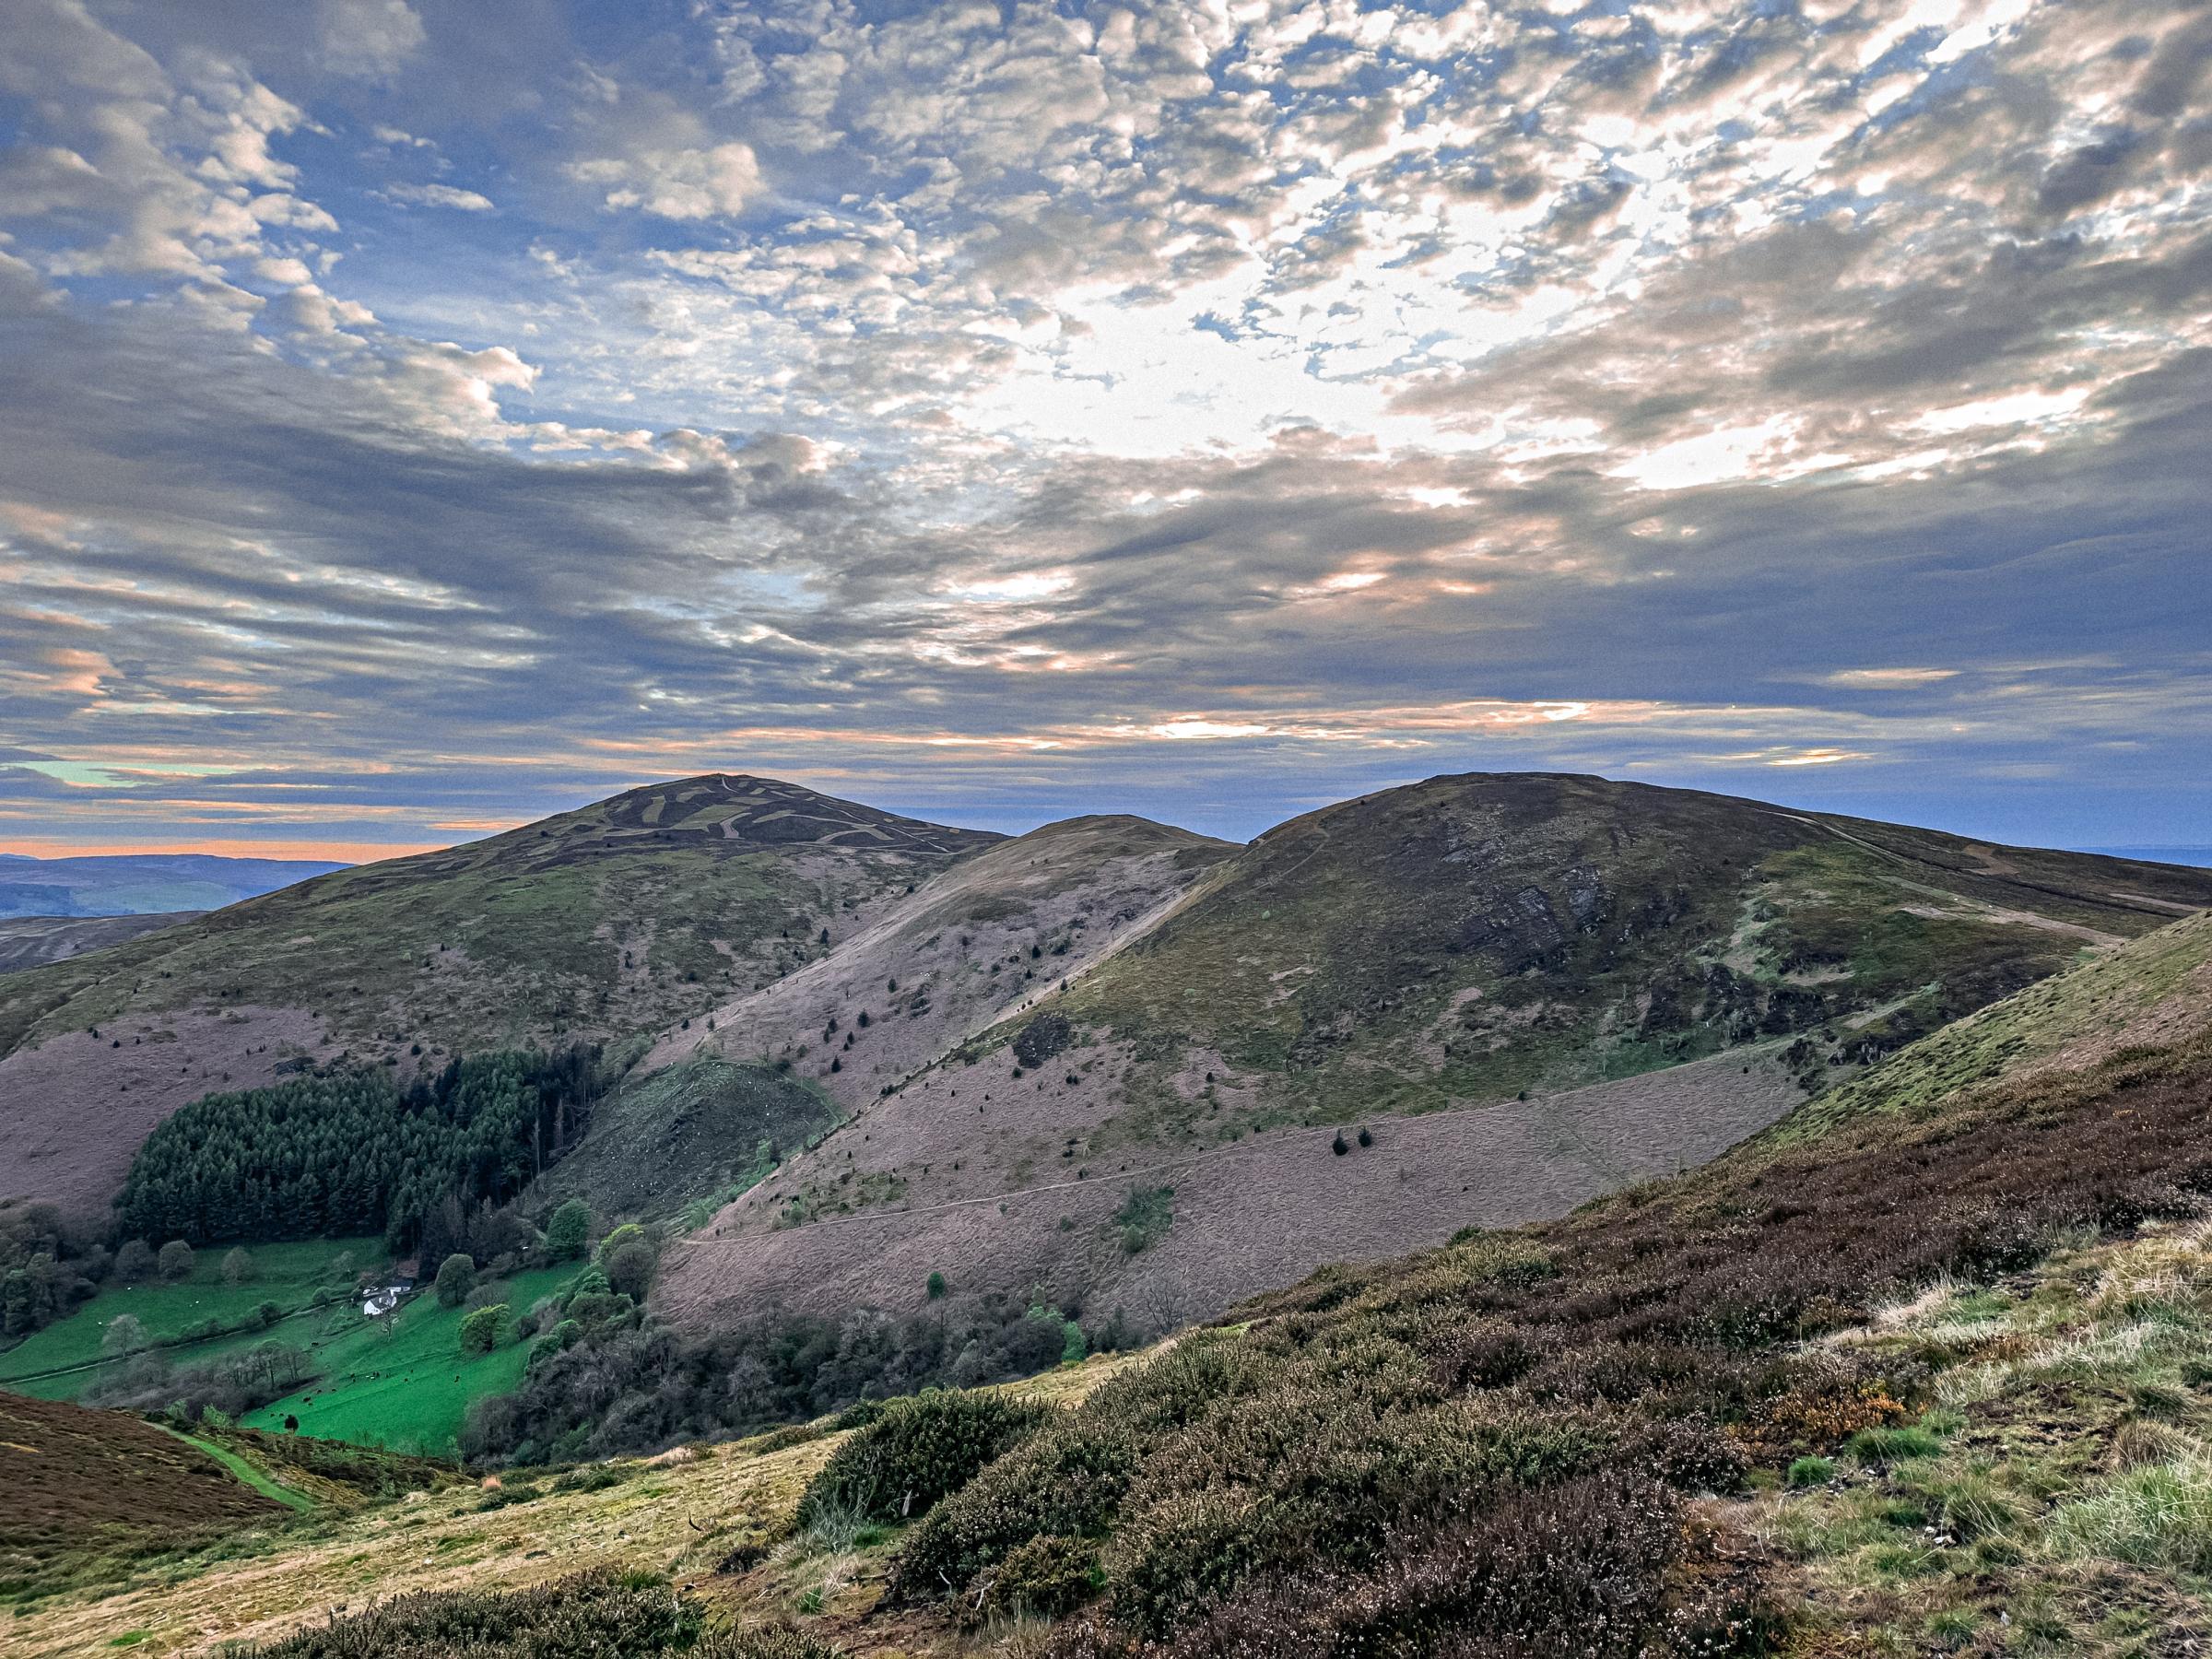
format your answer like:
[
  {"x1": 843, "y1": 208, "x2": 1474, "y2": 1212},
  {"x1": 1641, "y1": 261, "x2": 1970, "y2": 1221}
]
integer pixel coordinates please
[
  {"x1": 0, "y1": 1237, "x2": 386, "y2": 1396},
  {"x1": 160, "y1": 1426, "x2": 316, "y2": 1512},
  {"x1": 3, "y1": 1241, "x2": 577, "y2": 1456},
  {"x1": 240, "y1": 1265, "x2": 577, "y2": 1454},
  {"x1": 1781, "y1": 908, "x2": 2212, "y2": 1142}
]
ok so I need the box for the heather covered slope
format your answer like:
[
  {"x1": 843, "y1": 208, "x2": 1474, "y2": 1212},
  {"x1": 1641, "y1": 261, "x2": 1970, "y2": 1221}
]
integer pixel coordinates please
[
  {"x1": 0, "y1": 911, "x2": 203, "y2": 974},
  {"x1": 536, "y1": 814, "x2": 1233, "y2": 1228},
  {"x1": 844, "y1": 902, "x2": 2212, "y2": 1657},
  {"x1": 657, "y1": 773, "x2": 2212, "y2": 1334},
  {"x1": 0, "y1": 775, "x2": 999, "y2": 1213}
]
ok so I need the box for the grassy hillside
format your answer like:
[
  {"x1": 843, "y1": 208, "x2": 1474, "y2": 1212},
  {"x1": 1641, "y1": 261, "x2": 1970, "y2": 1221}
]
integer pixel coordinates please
[
  {"x1": 18, "y1": 911, "x2": 2212, "y2": 1657},
  {"x1": 0, "y1": 1237, "x2": 384, "y2": 1397},
  {"x1": 0, "y1": 775, "x2": 999, "y2": 1213},
  {"x1": 659, "y1": 772, "x2": 2212, "y2": 1335},
  {"x1": 0, "y1": 775, "x2": 998, "y2": 1060},
  {"x1": 1050, "y1": 772, "x2": 2212, "y2": 1126}
]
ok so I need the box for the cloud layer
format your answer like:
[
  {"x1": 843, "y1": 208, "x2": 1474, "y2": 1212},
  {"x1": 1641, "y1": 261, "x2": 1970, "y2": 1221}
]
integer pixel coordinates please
[{"x1": 1, "y1": 0, "x2": 2207, "y2": 851}]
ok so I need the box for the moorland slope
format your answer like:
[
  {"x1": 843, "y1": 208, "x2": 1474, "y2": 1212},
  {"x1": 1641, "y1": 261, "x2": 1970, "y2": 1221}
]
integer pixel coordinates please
[
  {"x1": 0, "y1": 912, "x2": 203, "y2": 975},
  {"x1": 21, "y1": 893, "x2": 2212, "y2": 1658},
  {"x1": 658, "y1": 772, "x2": 2212, "y2": 1333},
  {"x1": 0, "y1": 775, "x2": 1000, "y2": 1214}
]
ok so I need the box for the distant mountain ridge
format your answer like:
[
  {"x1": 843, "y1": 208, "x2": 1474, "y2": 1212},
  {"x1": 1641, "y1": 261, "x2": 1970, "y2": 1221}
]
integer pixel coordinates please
[
  {"x1": 0, "y1": 851, "x2": 346, "y2": 918},
  {"x1": 0, "y1": 774, "x2": 1001, "y2": 1214},
  {"x1": 0, "y1": 912, "x2": 204, "y2": 975},
  {"x1": 2084, "y1": 845, "x2": 2212, "y2": 866},
  {"x1": 655, "y1": 771, "x2": 2212, "y2": 1335},
  {"x1": 6, "y1": 767, "x2": 2211, "y2": 1350}
]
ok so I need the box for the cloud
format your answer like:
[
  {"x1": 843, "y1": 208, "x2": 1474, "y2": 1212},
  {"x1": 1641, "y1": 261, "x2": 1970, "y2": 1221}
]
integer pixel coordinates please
[
  {"x1": 0, "y1": 0, "x2": 2207, "y2": 852},
  {"x1": 315, "y1": 0, "x2": 425, "y2": 78},
  {"x1": 570, "y1": 142, "x2": 762, "y2": 219},
  {"x1": 382, "y1": 182, "x2": 497, "y2": 212}
]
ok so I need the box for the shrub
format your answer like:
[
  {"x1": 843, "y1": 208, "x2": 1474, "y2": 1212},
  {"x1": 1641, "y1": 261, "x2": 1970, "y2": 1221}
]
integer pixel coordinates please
[
  {"x1": 1114, "y1": 1186, "x2": 1174, "y2": 1255},
  {"x1": 895, "y1": 1418, "x2": 1147, "y2": 1601},
  {"x1": 974, "y1": 1533, "x2": 1104, "y2": 1623},
  {"x1": 604, "y1": 1238, "x2": 657, "y2": 1301},
  {"x1": 927, "y1": 1270, "x2": 947, "y2": 1300},
  {"x1": 460, "y1": 1304, "x2": 511, "y2": 1356},
  {"x1": 157, "y1": 1240, "x2": 194, "y2": 1282},
  {"x1": 114, "y1": 1238, "x2": 157, "y2": 1282},
  {"x1": 694, "y1": 1625, "x2": 847, "y2": 1659},
  {"x1": 544, "y1": 1198, "x2": 592, "y2": 1262},
  {"x1": 798, "y1": 1388, "x2": 1051, "y2": 1526},
  {"x1": 224, "y1": 1567, "x2": 696, "y2": 1656},
  {"x1": 1846, "y1": 1424, "x2": 1944, "y2": 1465},
  {"x1": 222, "y1": 1246, "x2": 255, "y2": 1286}
]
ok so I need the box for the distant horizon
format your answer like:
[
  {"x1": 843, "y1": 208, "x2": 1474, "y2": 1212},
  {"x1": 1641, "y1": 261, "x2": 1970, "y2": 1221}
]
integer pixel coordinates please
[{"x1": 5, "y1": 767, "x2": 2210, "y2": 870}]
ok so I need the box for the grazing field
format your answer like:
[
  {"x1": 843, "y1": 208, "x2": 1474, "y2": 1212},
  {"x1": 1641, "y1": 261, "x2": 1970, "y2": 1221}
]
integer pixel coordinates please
[
  {"x1": 234, "y1": 1264, "x2": 578, "y2": 1453},
  {"x1": 0, "y1": 1238, "x2": 385, "y2": 1399},
  {"x1": 3, "y1": 1245, "x2": 573, "y2": 1456}
]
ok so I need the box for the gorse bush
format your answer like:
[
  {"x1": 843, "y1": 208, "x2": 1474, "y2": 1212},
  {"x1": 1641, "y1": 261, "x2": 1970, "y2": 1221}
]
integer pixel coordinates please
[
  {"x1": 225, "y1": 1567, "x2": 696, "y2": 1657},
  {"x1": 888, "y1": 1034, "x2": 2212, "y2": 1652},
  {"x1": 974, "y1": 1533, "x2": 1104, "y2": 1623},
  {"x1": 798, "y1": 1388, "x2": 1052, "y2": 1526}
]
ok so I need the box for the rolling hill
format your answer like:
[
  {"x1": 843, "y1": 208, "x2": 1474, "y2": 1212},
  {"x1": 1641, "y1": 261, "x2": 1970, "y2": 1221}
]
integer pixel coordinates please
[
  {"x1": 7, "y1": 764, "x2": 2209, "y2": 1324},
  {"x1": 655, "y1": 772, "x2": 2212, "y2": 1335},
  {"x1": 0, "y1": 853, "x2": 345, "y2": 918},
  {"x1": 0, "y1": 912, "x2": 204, "y2": 975},
  {"x1": 0, "y1": 775, "x2": 1001, "y2": 1215},
  {"x1": 18, "y1": 895, "x2": 2212, "y2": 1657}
]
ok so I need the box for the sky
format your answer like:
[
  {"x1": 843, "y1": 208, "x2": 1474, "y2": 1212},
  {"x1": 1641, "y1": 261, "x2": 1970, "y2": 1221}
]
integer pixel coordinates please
[{"x1": 1, "y1": 0, "x2": 2208, "y2": 857}]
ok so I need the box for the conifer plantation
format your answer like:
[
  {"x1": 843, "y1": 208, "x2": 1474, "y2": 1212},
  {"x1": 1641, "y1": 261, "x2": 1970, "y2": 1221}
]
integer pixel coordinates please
[{"x1": 113, "y1": 1046, "x2": 602, "y2": 1251}]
